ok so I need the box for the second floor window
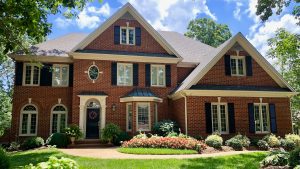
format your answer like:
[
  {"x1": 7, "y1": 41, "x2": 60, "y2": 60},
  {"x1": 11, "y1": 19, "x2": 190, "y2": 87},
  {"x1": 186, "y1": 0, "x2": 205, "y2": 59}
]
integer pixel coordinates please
[
  {"x1": 117, "y1": 63, "x2": 133, "y2": 86},
  {"x1": 52, "y1": 64, "x2": 69, "y2": 87},
  {"x1": 120, "y1": 27, "x2": 135, "y2": 45},
  {"x1": 230, "y1": 56, "x2": 245, "y2": 76},
  {"x1": 23, "y1": 63, "x2": 40, "y2": 86},
  {"x1": 151, "y1": 65, "x2": 165, "y2": 87}
]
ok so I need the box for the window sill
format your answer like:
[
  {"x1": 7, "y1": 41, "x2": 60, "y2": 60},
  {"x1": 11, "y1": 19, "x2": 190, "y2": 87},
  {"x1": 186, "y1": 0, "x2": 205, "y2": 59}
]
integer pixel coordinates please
[
  {"x1": 137, "y1": 129, "x2": 151, "y2": 132},
  {"x1": 19, "y1": 134, "x2": 37, "y2": 137},
  {"x1": 22, "y1": 84, "x2": 40, "y2": 87},
  {"x1": 230, "y1": 74, "x2": 246, "y2": 77},
  {"x1": 151, "y1": 85, "x2": 166, "y2": 88},
  {"x1": 255, "y1": 132, "x2": 270, "y2": 134},
  {"x1": 52, "y1": 85, "x2": 69, "y2": 87},
  {"x1": 117, "y1": 84, "x2": 133, "y2": 87}
]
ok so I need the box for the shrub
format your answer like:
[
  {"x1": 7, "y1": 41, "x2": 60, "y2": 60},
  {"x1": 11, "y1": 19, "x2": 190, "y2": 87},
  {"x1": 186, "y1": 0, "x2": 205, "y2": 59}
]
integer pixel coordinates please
[
  {"x1": 122, "y1": 137, "x2": 206, "y2": 151},
  {"x1": 295, "y1": 165, "x2": 300, "y2": 169},
  {"x1": 225, "y1": 134, "x2": 250, "y2": 150},
  {"x1": 166, "y1": 132, "x2": 178, "y2": 138},
  {"x1": 153, "y1": 120, "x2": 179, "y2": 136},
  {"x1": 280, "y1": 139, "x2": 296, "y2": 151},
  {"x1": 99, "y1": 138, "x2": 109, "y2": 144},
  {"x1": 0, "y1": 148, "x2": 10, "y2": 169},
  {"x1": 102, "y1": 123, "x2": 121, "y2": 143},
  {"x1": 64, "y1": 124, "x2": 83, "y2": 140},
  {"x1": 24, "y1": 156, "x2": 78, "y2": 169},
  {"x1": 205, "y1": 134, "x2": 223, "y2": 149},
  {"x1": 7, "y1": 141, "x2": 20, "y2": 151},
  {"x1": 46, "y1": 133, "x2": 69, "y2": 148},
  {"x1": 285, "y1": 134, "x2": 300, "y2": 147},
  {"x1": 133, "y1": 132, "x2": 147, "y2": 139},
  {"x1": 112, "y1": 132, "x2": 132, "y2": 146},
  {"x1": 263, "y1": 134, "x2": 280, "y2": 148},
  {"x1": 260, "y1": 150, "x2": 289, "y2": 167},
  {"x1": 250, "y1": 138, "x2": 260, "y2": 146},
  {"x1": 257, "y1": 140, "x2": 269, "y2": 150},
  {"x1": 21, "y1": 137, "x2": 44, "y2": 150},
  {"x1": 289, "y1": 147, "x2": 300, "y2": 167}
]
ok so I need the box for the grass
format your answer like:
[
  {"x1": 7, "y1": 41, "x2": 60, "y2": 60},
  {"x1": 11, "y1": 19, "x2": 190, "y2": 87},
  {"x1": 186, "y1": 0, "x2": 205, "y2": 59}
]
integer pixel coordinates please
[
  {"x1": 117, "y1": 147, "x2": 198, "y2": 155},
  {"x1": 8, "y1": 148, "x2": 267, "y2": 169}
]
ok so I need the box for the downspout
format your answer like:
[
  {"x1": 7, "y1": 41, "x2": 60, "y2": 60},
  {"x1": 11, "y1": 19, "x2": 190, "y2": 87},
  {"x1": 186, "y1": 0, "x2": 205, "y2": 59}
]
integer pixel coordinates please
[{"x1": 180, "y1": 92, "x2": 188, "y2": 135}]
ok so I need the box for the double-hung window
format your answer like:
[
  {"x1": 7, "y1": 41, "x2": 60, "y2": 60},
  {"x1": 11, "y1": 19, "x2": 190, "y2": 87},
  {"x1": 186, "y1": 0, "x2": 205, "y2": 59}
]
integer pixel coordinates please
[
  {"x1": 126, "y1": 103, "x2": 133, "y2": 131},
  {"x1": 120, "y1": 27, "x2": 135, "y2": 45},
  {"x1": 52, "y1": 64, "x2": 69, "y2": 87},
  {"x1": 136, "y1": 103, "x2": 150, "y2": 131},
  {"x1": 254, "y1": 103, "x2": 270, "y2": 133},
  {"x1": 23, "y1": 63, "x2": 40, "y2": 86},
  {"x1": 151, "y1": 65, "x2": 165, "y2": 87},
  {"x1": 230, "y1": 56, "x2": 246, "y2": 76},
  {"x1": 117, "y1": 63, "x2": 133, "y2": 86},
  {"x1": 211, "y1": 103, "x2": 229, "y2": 134}
]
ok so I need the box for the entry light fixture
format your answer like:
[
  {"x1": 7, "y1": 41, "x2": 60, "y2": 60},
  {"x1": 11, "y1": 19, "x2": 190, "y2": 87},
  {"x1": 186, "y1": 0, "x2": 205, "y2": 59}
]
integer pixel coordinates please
[{"x1": 112, "y1": 103, "x2": 117, "y2": 112}]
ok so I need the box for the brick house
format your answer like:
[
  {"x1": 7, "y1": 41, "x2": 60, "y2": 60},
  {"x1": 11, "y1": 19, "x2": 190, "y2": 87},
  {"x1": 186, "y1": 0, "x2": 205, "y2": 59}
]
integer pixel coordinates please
[{"x1": 9, "y1": 3, "x2": 296, "y2": 140}]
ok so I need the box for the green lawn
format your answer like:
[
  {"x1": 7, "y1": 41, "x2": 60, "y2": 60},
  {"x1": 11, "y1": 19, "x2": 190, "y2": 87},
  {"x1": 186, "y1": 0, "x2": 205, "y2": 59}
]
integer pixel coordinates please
[
  {"x1": 9, "y1": 148, "x2": 267, "y2": 169},
  {"x1": 117, "y1": 147, "x2": 198, "y2": 155}
]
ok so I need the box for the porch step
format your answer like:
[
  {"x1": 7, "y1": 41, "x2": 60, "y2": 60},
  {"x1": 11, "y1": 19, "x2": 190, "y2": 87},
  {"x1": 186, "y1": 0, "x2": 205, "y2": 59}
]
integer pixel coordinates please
[{"x1": 67, "y1": 139, "x2": 114, "y2": 148}]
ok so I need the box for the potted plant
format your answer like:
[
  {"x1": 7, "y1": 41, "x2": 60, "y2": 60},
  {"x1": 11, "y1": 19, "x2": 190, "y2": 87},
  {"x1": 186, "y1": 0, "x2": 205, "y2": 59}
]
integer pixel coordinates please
[
  {"x1": 64, "y1": 124, "x2": 83, "y2": 145},
  {"x1": 102, "y1": 123, "x2": 121, "y2": 144}
]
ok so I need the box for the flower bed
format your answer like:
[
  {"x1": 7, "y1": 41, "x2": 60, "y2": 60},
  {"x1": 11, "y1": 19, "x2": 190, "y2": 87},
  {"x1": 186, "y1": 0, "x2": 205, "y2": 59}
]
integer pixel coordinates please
[{"x1": 121, "y1": 137, "x2": 206, "y2": 152}]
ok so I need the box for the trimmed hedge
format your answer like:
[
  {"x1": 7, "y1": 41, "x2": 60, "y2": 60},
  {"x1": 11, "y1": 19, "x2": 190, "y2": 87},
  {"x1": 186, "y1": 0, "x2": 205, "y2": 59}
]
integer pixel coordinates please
[
  {"x1": 205, "y1": 134, "x2": 223, "y2": 149},
  {"x1": 21, "y1": 137, "x2": 44, "y2": 150},
  {"x1": 46, "y1": 133, "x2": 69, "y2": 148}
]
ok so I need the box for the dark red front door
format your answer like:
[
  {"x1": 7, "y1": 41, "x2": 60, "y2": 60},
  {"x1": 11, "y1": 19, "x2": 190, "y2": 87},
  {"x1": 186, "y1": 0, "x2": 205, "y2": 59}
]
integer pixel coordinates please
[{"x1": 86, "y1": 108, "x2": 100, "y2": 139}]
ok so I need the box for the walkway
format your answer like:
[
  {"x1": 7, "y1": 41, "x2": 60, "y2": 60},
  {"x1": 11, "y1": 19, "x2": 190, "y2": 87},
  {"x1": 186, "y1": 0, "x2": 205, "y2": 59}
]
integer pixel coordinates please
[{"x1": 59, "y1": 147, "x2": 262, "y2": 159}]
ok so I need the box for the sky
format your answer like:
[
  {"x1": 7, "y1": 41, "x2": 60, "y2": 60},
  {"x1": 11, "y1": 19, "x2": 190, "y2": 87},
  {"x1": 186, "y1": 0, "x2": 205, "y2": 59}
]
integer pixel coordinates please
[{"x1": 47, "y1": 0, "x2": 300, "y2": 57}]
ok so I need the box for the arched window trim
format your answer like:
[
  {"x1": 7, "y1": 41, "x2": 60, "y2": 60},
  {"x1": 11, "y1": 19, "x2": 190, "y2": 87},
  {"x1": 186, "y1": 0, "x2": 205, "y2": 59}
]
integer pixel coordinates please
[
  {"x1": 88, "y1": 64, "x2": 100, "y2": 82},
  {"x1": 19, "y1": 104, "x2": 38, "y2": 136},
  {"x1": 86, "y1": 99, "x2": 101, "y2": 109},
  {"x1": 50, "y1": 104, "x2": 68, "y2": 134}
]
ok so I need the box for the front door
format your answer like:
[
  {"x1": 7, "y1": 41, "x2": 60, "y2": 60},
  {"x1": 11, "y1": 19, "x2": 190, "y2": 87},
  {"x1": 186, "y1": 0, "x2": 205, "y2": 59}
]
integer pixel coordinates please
[{"x1": 86, "y1": 108, "x2": 100, "y2": 139}]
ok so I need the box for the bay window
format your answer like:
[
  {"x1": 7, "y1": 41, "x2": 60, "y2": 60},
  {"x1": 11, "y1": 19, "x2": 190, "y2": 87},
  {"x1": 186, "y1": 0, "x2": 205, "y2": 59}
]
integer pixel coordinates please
[
  {"x1": 136, "y1": 103, "x2": 150, "y2": 131},
  {"x1": 126, "y1": 103, "x2": 133, "y2": 131}
]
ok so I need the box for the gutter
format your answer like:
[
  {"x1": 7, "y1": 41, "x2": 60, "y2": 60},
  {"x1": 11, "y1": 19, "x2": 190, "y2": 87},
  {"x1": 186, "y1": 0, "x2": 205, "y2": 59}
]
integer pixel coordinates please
[{"x1": 180, "y1": 92, "x2": 188, "y2": 135}]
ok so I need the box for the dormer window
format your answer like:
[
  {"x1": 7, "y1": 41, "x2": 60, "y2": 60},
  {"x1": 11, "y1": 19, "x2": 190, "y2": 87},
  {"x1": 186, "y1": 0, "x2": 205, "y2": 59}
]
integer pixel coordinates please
[
  {"x1": 230, "y1": 56, "x2": 246, "y2": 76},
  {"x1": 120, "y1": 27, "x2": 135, "y2": 45}
]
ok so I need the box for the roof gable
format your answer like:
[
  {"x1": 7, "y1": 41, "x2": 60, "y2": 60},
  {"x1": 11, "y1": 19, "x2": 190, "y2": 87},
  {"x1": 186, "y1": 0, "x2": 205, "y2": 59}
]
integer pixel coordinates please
[
  {"x1": 71, "y1": 3, "x2": 181, "y2": 58},
  {"x1": 175, "y1": 33, "x2": 295, "y2": 93}
]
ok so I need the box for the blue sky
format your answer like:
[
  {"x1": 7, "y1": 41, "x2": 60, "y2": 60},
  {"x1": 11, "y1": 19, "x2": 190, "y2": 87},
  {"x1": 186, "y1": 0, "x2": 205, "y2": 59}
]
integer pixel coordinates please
[{"x1": 47, "y1": 0, "x2": 300, "y2": 56}]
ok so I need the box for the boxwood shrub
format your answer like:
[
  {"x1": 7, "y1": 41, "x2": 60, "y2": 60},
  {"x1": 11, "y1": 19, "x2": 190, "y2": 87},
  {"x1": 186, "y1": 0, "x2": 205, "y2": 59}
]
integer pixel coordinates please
[
  {"x1": 225, "y1": 134, "x2": 250, "y2": 150},
  {"x1": 262, "y1": 134, "x2": 280, "y2": 148},
  {"x1": 205, "y1": 134, "x2": 223, "y2": 149},
  {"x1": 21, "y1": 137, "x2": 44, "y2": 150},
  {"x1": 46, "y1": 133, "x2": 69, "y2": 148}
]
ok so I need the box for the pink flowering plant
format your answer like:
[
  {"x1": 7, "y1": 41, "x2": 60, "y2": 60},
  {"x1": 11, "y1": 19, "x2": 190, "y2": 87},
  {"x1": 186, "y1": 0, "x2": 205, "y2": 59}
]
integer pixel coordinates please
[{"x1": 121, "y1": 135, "x2": 206, "y2": 152}]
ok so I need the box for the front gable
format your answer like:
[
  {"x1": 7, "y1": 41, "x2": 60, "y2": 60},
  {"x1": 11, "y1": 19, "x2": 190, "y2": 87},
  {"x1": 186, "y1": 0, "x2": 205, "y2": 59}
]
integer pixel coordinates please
[
  {"x1": 196, "y1": 44, "x2": 280, "y2": 87},
  {"x1": 72, "y1": 3, "x2": 181, "y2": 57}
]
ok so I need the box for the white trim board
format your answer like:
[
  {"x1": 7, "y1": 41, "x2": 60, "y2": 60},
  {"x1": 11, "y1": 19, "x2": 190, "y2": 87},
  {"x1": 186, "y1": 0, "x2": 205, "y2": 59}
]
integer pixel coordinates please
[
  {"x1": 70, "y1": 3, "x2": 182, "y2": 58},
  {"x1": 120, "y1": 96, "x2": 163, "y2": 103},
  {"x1": 175, "y1": 33, "x2": 295, "y2": 93}
]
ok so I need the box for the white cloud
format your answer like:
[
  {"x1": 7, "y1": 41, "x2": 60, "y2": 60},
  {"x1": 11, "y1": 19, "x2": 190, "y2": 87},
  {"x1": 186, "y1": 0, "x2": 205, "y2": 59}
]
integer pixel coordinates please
[
  {"x1": 119, "y1": 0, "x2": 217, "y2": 33},
  {"x1": 247, "y1": 14, "x2": 300, "y2": 58},
  {"x1": 54, "y1": 2, "x2": 112, "y2": 30},
  {"x1": 224, "y1": 0, "x2": 244, "y2": 21}
]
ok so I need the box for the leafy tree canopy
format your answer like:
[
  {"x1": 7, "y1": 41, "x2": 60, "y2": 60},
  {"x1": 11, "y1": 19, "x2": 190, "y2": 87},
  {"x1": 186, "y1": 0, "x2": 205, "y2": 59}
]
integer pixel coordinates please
[
  {"x1": 256, "y1": 0, "x2": 300, "y2": 24},
  {"x1": 184, "y1": 18, "x2": 232, "y2": 47},
  {"x1": 0, "y1": 0, "x2": 99, "y2": 62},
  {"x1": 267, "y1": 28, "x2": 300, "y2": 132}
]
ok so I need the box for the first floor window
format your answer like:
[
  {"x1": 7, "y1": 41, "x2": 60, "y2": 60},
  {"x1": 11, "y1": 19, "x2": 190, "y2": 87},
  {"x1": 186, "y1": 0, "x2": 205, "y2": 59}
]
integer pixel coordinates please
[
  {"x1": 52, "y1": 64, "x2": 69, "y2": 86},
  {"x1": 24, "y1": 63, "x2": 40, "y2": 86},
  {"x1": 254, "y1": 103, "x2": 270, "y2": 133},
  {"x1": 120, "y1": 27, "x2": 135, "y2": 45},
  {"x1": 51, "y1": 105, "x2": 67, "y2": 133},
  {"x1": 230, "y1": 56, "x2": 245, "y2": 76},
  {"x1": 151, "y1": 65, "x2": 165, "y2": 86},
  {"x1": 20, "y1": 105, "x2": 38, "y2": 135},
  {"x1": 117, "y1": 63, "x2": 133, "y2": 86},
  {"x1": 211, "y1": 103, "x2": 228, "y2": 134},
  {"x1": 126, "y1": 103, "x2": 133, "y2": 131},
  {"x1": 137, "y1": 103, "x2": 150, "y2": 131}
]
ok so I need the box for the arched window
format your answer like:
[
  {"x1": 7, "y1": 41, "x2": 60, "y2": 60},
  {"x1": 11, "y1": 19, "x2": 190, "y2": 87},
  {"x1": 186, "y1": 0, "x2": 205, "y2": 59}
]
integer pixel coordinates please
[
  {"x1": 20, "y1": 104, "x2": 38, "y2": 136},
  {"x1": 86, "y1": 100, "x2": 100, "y2": 109},
  {"x1": 51, "y1": 105, "x2": 67, "y2": 133}
]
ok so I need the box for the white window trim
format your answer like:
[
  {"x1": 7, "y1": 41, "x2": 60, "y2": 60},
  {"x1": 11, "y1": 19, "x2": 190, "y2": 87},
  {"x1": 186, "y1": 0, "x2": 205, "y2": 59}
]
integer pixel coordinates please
[
  {"x1": 120, "y1": 27, "x2": 135, "y2": 45},
  {"x1": 23, "y1": 63, "x2": 40, "y2": 86},
  {"x1": 87, "y1": 64, "x2": 100, "y2": 82},
  {"x1": 52, "y1": 64, "x2": 69, "y2": 87},
  {"x1": 136, "y1": 102, "x2": 151, "y2": 132},
  {"x1": 151, "y1": 64, "x2": 166, "y2": 87},
  {"x1": 211, "y1": 102, "x2": 229, "y2": 134},
  {"x1": 126, "y1": 103, "x2": 132, "y2": 132},
  {"x1": 230, "y1": 55, "x2": 246, "y2": 76},
  {"x1": 19, "y1": 104, "x2": 38, "y2": 136},
  {"x1": 50, "y1": 104, "x2": 68, "y2": 134},
  {"x1": 254, "y1": 103, "x2": 270, "y2": 134},
  {"x1": 117, "y1": 63, "x2": 133, "y2": 86}
]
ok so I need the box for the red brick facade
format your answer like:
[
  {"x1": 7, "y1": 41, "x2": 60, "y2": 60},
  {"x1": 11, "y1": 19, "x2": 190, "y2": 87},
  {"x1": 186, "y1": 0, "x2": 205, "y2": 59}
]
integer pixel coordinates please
[{"x1": 6, "y1": 15, "x2": 293, "y2": 142}]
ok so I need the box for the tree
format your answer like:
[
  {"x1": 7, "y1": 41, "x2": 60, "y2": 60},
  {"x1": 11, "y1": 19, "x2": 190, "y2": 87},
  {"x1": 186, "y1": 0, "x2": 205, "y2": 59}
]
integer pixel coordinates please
[
  {"x1": 0, "y1": 0, "x2": 99, "y2": 62},
  {"x1": 256, "y1": 0, "x2": 300, "y2": 24},
  {"x1": 184, "y1": 18, "x2": 232, "y2": 47},
  {"x1": 267, "y1": 28, "x2": 300, "y2": 132},
  {"x1": 0, "y1": 81, "x2": 12, "y2": 137}
]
